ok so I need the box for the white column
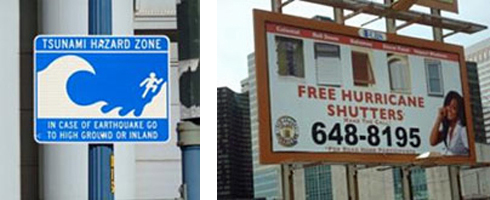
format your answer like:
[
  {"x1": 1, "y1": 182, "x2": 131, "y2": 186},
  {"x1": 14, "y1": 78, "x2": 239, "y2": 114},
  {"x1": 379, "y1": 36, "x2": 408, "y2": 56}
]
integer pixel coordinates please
[
  {"x1": 0, "y1": 0, "x2": 20, "y2": 199},
  {"x1": 39, "y1": 0, "x2": 89, "y2": 199},
  {"x1": 112, "y1": 0, "x2": 136, "y2": 199}
]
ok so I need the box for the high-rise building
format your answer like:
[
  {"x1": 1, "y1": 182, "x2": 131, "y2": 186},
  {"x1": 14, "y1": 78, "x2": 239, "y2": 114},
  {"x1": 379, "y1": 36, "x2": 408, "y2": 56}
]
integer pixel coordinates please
[
  {"x1": 217, "y1": 87, "x2": 254, "y2": 199},
  {"x1": 466, "y1": 41, "x2": 490, "y2": 143},
  {"x1": 466, "y1": 61, "x2": 486, "y2": 143},
  {"x1": 247, "y1": 53, "x2": 285, "y2": 199}
]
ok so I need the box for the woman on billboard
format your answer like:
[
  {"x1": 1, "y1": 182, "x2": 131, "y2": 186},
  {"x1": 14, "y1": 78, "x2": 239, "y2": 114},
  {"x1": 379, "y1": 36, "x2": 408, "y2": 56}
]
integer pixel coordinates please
[{"x1": 430, "y1": 91, "x2": 469, "y2": 155}]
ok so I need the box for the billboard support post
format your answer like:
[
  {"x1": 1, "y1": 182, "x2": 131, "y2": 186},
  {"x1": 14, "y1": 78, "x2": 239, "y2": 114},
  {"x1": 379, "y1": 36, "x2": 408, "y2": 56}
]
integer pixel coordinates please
[
  {"x1": 431, "y1": 8, "x2": 443, "y2": 42},
  {"x1": 334, "y1": 8, "x2": 344, "y2": 24},
  {"x1": 402, "y1": 167, "x2": 412, "y2": 200},
  {"x1": 385, "y1": 0, "x2": 397, "y2": 33},
  {"x1": 346, "y1": 165, "x2": 359, "y2": 200},
  {"x1": 281, "y1": 164, "x2": 294, "y2": 200},
  {"x1": 449, "y1": 166, "x2": 461, "y2": 200},
  {"x1": 272, "y1": 0, "x2": 282, "y2": 13}
]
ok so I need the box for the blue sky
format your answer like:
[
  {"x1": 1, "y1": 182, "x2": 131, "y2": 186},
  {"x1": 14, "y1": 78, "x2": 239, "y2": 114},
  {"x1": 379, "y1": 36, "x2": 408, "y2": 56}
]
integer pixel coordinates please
[{"x1": 217, "y1": 0, "x2": 490, "y2": 91}]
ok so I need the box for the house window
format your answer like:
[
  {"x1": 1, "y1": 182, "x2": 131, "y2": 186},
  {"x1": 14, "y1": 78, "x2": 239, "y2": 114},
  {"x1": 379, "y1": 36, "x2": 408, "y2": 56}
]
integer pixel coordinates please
[
  {"x1": 352, "y1": 51, "x2": 375, "y2": 86},
  {"x1": 425, "y1": 59, "x2": 444, "y2": 96},
  {"x1": 315, "y1": 43, "x2": 341, "y2": 86},
  {"x1": 387, "y1": 54, "x2": 411, "y2": 93},
  {"x1": 275, "y1": 36, "x2": 305, "y2": 78}
]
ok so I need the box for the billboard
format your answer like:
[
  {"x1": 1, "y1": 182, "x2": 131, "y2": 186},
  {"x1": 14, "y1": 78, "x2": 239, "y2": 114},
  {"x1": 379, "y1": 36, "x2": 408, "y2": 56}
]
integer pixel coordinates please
[{"x1": 254, "y1": 10, "x2": 475, "y2": 164}]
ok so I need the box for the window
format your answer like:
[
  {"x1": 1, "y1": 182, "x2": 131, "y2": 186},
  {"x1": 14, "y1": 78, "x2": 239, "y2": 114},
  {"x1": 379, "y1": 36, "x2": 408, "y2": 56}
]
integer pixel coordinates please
[
  {"x1": 425, "y1": 59, "x2": 444, "y2": 96},
  {"x1": 388, "y1": 54, "x2": 411, "y2": 93},
  {"x1": 315, "y1": 43, "x2": 342, "y2": 86},
  {"x1": 275, "y1": 36, "x2": 305, "y2": 78},
  {"x1": 352, "y1": 51, "x2": 375, "y2": 86}
]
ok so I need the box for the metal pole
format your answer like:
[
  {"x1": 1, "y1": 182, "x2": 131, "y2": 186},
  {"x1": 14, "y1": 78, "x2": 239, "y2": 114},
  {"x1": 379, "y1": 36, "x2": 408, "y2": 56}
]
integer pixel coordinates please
[
  {"x1": 334, "y1": 8, "x2": 344, "y2": 25},
  {"x1": 431, "y1": 8, "x2": 444, "y2": 42},
  {"x1": 272, "y1": 0, "x2": 282, "y2": 13},
  {"x1": 177, "y1": 121, "x2": 200, "y2": 200},
  {"x1": 88, "y1": 0, "x2": 114, "y2": 199},
  {"x1": 385, "y1": 0, "x2": 396, "y2": 33},
  {"x1": 401, "y1": 167, "x2": 412, "y2": 200},
  {"x1": 346, "y1": 165, "x2": 359, "y2": 200},
  {"x1": 449, "y1": 166, "x2": 461, "y2": 200},
  {"x1": 281, "y1": 164, "x2": 293, "y2": 200}
]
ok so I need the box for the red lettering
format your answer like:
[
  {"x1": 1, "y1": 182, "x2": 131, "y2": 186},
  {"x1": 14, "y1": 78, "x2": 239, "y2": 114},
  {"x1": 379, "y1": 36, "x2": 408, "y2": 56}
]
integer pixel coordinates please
[
  {"x1": 418, "y1": 97, "x2": 425, "y2": 108},
  {"x1": 388, "y1": 94, "x2": 397, "y2": 105},
  {"x1": 359, "y1": 106, "x2": 368, "y2": 118},
  {"x1": 319, "y1": 87, "x2": 326, "y2": 100},
  {"x1": 365, "y1": 92, "x2": 373, "y2": 104},
  {"x1": 298, "y1": 85, "x2": 306, "y2": 98},
  {"x1": 308, "y1": 86, "x2": 317, "y2": 98},
  {"x1": 369, "y1": 107, "x2": 378, "y2": 118},
  {"x1": 337, "y1": 105, "x2": 347, "y2": 117},
  {"x1": 342, "y1": 90, "x2": 352, "y2": 101},
  {"x1": 379, "y1": 108, "x2": 387, "y2": 120},
  {"x1": 327, "y1": 105, "x2": 335, "y2": 116},
  {"x1": 349, "y1": 106, "x2": 359, "y2": 118},
  {"x1": 397, "y1": 110, "x2": 404, "y2": 121},
  {"x1": 374, "y1": 93, "x2": 383, "y2": 104},
  {"x1": 354, "y1": 91, "x2": 363, "y2": 102},
  {"x1": 398, "y1": 96, "x2": 406, "y2": 106},
  {"x1": 407, "y1": 96, "x2": 417, "y2": 107},
  {"x1": 328, "y1": 88, "x2": 336, "y2": 100},
  {"x1": 388, "y1": 109, "x2": 396, "y2": 120}
]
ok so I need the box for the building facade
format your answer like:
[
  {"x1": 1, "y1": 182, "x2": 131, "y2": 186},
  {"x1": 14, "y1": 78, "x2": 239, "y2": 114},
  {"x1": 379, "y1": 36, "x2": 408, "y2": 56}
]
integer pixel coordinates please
[
  {"x1": 248, "y1": 53, "x2": 285, "y2": 199},
  {"x1": 217, "y1": 87, "x2": 254, "y2": 199},
  {"x1": 466, "y1": 41, "x2": 490, "y2": 143}
]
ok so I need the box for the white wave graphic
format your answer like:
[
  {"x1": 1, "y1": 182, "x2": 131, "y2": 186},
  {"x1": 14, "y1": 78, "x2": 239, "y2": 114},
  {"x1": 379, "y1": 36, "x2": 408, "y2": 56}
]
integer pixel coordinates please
[{"x1": 37, "y1": 55, "x2": 167, "y2": 119}]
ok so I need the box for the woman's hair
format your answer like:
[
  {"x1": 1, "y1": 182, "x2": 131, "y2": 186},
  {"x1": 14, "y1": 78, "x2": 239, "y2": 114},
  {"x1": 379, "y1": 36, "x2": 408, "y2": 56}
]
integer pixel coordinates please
[{"x1": 441, "y1": 91, "x2": 465, "y2": 146}]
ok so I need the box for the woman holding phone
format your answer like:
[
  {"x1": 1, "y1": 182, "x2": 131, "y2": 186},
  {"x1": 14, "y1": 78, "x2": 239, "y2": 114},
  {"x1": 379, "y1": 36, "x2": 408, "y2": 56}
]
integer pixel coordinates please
[{"x1": 429, "y1": 91, "x2": 469, "y2": 155}]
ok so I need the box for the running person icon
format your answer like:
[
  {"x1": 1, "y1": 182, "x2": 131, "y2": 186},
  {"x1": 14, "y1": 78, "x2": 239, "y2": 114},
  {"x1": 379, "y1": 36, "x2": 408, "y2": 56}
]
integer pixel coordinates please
[{"x1": 140, "y1": 72, "x2": 163, "y2": 98}]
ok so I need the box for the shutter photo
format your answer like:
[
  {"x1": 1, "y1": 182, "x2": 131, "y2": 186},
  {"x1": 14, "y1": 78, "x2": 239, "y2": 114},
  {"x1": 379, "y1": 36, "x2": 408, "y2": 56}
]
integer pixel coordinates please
[
  {"x1": 352, "y1": 51, "x2": 370, "y2": 86},
  {"x1": 315, "y1": 43, "x2": 341, "y2": 86}
]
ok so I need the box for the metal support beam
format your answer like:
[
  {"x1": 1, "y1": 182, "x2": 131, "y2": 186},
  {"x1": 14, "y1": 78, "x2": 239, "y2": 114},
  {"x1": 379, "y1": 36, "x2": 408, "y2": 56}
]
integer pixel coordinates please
[
  {"x1": 346, "y1": 165, "x2": 359, "y2": 200},
  {"x1": 401, "y1": 167, "x2": 412, "y2": 200},
  {"x1": 449, "y1": 166, "x2": 461, "y2": 200},
  {"x1": 272, "y1": 0, "x2": 282, "y2": 13},
  {"x1": 280, "y1": 0, "x2": 295, "y2": 9},
  {"x1": 385, "y1": 0, "x2": 396, "y2": 33},
  {"x1": 343, "y1": 7, "x2": 365, "y2": 21},
  {"x1": 334, "y1": 8, "x2": 344, "y2": 24},
  {"x1": 361, "y1": 16, "x2": 382, "y2": 27},
  {"x1": 431, "y1": 8, "x2": 444, "y2": 42},
  {"x1": 396, "y1": 17, "x2": 422, "y2": 31},
  {"x1": 281, "y1": 164, "x2": 294, "y2": 200},
  {"x1": 443, "y1": 30, "x2": 459, "y2": 39},
  {"x1": 88, "y1": 0, "x2": 113, "y2": 199}
]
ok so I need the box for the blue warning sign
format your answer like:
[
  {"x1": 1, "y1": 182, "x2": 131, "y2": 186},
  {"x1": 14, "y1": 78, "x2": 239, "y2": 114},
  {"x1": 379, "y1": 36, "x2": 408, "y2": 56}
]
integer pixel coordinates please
[{"x1": 34, "y1": 36, "x2": 170, "y2": 143}]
